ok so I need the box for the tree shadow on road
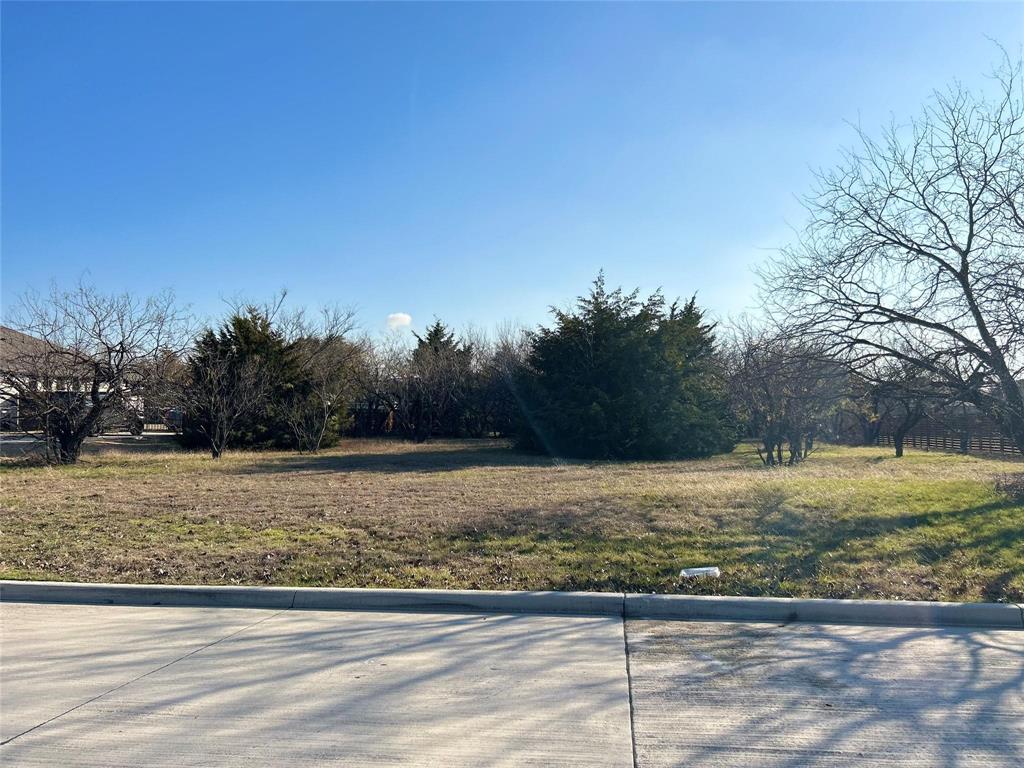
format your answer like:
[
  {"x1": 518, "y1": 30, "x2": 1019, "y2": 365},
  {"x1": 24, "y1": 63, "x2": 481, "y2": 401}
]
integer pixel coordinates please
[
  {"x1": 2, "y1": 605, "x2": 631, "y2": 767},
  {"x1": 628, "y1": 618, "x2": 1024, "y2": 768}
]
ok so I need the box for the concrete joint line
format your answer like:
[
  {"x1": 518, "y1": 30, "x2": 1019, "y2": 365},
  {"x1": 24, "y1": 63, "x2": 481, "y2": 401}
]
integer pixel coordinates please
[
  {"x1": 0, "y1": 609, "x2": 288, "y2": 746},
  {"x1": 620, "y1": 610, "x2": 639, "y2": 768},
  {"x1": 2, "y1": 581, "x2": 1022, "y2": 630}
]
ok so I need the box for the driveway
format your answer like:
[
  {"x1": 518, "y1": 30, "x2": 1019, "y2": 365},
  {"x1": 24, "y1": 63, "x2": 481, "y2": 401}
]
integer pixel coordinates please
[{"x1": 1, "y1": 602, "x2": 1021, "y2": 767}]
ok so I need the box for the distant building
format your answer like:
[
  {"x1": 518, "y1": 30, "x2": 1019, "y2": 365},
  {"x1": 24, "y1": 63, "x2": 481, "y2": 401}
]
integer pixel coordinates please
[
  {"x1": 0, "y1": 326, "x2": 51, "y2": 430},
  {"x1": 0, "y1": 325, "x2": 141, "y2": 433}
]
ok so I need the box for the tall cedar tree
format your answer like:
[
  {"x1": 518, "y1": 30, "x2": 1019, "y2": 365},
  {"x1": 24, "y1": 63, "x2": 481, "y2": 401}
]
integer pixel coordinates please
[
  {"x1": 181, "y1": 308, "x2": 299, "y2": 451},
  {"x1": 516, "y1": 276, "x2": 735, "y2": 459}
]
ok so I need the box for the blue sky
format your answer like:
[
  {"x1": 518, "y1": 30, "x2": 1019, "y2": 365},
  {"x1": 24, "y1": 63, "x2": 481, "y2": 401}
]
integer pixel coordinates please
[{"x1": 2, "y1": 2, "x2": 1022, "y2": 336}]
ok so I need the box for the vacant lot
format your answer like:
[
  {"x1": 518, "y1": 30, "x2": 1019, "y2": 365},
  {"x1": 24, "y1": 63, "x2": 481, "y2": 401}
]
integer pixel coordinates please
[{"x1": 2, "y1": 439, "x2": 1021, "y2": 601}]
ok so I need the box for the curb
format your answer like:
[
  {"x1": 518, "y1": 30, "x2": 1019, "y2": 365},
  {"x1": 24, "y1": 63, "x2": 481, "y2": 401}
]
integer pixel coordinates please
[
  {"x1": 2, "y1": 580, "x2": 1022, "y2": 629},
  {"x1": 292, "y1": 586, "x2": 623, "y2": 615},
  {"x1": 0, "y1": 581, "x2": 622, "y2": 617},
  {"x1": 623, "y1": 594, "x2": 1024, "y2": 628},
  {"x1": 0, "y1": 581, "x2": 296, "y2": 610}
]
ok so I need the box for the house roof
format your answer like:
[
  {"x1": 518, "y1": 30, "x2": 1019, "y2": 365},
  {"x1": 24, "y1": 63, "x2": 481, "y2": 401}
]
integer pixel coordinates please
[{"x1": 0, "y1": 326, "x2": 53, "y2": 372}]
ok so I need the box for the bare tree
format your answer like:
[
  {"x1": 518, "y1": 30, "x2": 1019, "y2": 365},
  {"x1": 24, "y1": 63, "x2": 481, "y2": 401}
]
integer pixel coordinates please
[
  {"x1": 349, "y1": 331, "x2": 412, "y2": 437},
  {"x1": 464, "y1": 323, "x2": 531, "y2": 438},
  {"x1": 280, "y1": 306, "x2": 361, "y2": 453},
  {"x1": 761, "y1": 57, "x2": 1024, "y2": 452},
  {"x1": 1, "y1": 284, "x2": 189, "y2": 464},
  {"x1": 848, "y1": 359, "x2": 939, "y2": 457},
  {"x1": 356, "y1": 321, "x2": 469, "y2": 442},
  {"x1": 726, "y1": 322, "x2": 845, "y2": 466},
  {"x1": 179, "y1": 329, "x2": 272, "y2": 459},
  {"x1": 403, "y1": 320, "x2": 472, "y2": 441},
  {"x1": 350, "y1": 322, "x2": 505, "y2": 442}
]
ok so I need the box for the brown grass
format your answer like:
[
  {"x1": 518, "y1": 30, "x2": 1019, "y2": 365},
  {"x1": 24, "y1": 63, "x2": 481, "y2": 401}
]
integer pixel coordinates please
[{"x1": 2, "y1": 439, "x2": 1022, "y2": 601}]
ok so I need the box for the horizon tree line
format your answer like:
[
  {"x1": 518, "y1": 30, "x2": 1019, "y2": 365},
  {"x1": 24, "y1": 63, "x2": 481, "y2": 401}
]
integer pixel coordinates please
[{"x1": 3, "y1": 56, "x2": 1021, "y2": 465}]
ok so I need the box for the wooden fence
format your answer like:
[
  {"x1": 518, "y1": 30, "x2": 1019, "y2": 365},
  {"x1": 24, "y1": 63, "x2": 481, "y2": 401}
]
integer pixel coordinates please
[{"x1": 876, "y1": 412, "x2": 1021, "y2": 456}]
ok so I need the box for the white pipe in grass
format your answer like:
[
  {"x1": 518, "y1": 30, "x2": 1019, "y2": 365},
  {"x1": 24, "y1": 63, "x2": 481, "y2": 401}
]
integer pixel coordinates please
[{"x1": 680, "y1": 566, "x2": 720, "y2": 578}]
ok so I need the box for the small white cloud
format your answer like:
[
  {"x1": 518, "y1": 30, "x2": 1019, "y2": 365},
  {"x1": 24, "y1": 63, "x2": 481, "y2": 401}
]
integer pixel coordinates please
[{"x1": 386, "y1": 312, "x2": 412, "y2": 330}]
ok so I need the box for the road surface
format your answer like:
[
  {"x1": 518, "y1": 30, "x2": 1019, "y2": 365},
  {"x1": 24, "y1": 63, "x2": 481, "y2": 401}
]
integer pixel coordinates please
[{"x1": 1, "y1": 602, "x2": 1021, "y2": 766}]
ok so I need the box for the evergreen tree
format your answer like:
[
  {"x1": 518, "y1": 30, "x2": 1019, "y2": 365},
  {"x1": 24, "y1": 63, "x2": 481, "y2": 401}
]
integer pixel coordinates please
[
  {"x1": 516, "y1": 275, "x2": 736, "y2": 459},
  {"x1": 180, "y1": 307, "x2": 299, "y2": 451},
  {"x1": 227, "y1": 308, "x2": 299, "y2": 447}
]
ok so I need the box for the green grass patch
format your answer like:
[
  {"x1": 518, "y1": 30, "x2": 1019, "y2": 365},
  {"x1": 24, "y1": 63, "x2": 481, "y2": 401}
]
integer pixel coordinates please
[{"x1": 2, "y1": 439, "x2": 1021, "y2": 601}]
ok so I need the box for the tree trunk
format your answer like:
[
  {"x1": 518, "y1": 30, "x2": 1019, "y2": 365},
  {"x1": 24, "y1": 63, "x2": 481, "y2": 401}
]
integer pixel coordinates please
[
  {"x1": 893, "y1": 428, "x2": 906, "y2": 458},
  {"x1": 1001, "y1": 413, "x2": 1024, "y2": 456},
  {"x1": 862, "y1": 419, "x2": 881, "y2": 446},
  {"x1": 990, "y1": 360, "x2": 1024, "y2": 454},
  {"x1": 209, "y1": 421, "x2": 226, "y2": 459},
  {"x1": 49, "y1": 430, "x2": 85, "y2": 465},
  {"x1": 787, "y1": 435, "x2": 803, "y2": 465}
]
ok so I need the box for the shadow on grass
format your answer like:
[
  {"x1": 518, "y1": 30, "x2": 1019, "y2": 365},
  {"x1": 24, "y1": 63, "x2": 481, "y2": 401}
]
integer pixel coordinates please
[
  {"x1": 229, "y1": 445, "x2": 562, "y2": 475},
  {"x1": 225, "y1": 440, "x2": 774, "y2": 477},
  {"x1": 423, "y1": 489, "x2": 1024, "y2": 599},
  {"x1": 744, "y1": 494, "x2": 1024, "y2": 601}
]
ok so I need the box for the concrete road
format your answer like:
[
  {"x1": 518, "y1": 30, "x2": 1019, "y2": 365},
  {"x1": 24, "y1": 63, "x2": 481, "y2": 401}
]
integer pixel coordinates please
[
  {"x1": 1, "y1": 603, "x2": 631, "y2": 767},
  {"x1": 2, "y1": 603, "x2": 1022, "y2": 767},
  {"x1": 628, "y1": 619, "x2": 1024, "y2": 767}
]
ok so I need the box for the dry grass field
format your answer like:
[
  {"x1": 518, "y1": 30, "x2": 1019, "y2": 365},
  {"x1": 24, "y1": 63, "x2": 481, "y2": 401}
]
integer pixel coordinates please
[{"x1": 1, "y1": 438, "x2": 1022, "y2": 602}]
